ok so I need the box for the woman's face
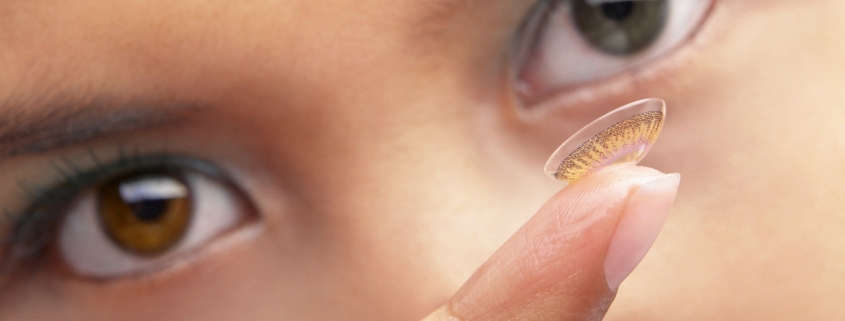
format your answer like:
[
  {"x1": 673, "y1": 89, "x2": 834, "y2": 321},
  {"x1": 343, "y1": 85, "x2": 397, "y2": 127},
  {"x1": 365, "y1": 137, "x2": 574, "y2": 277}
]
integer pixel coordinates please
[{"x1": 1, "y1": 0, "x2": 844, "y2": 320}]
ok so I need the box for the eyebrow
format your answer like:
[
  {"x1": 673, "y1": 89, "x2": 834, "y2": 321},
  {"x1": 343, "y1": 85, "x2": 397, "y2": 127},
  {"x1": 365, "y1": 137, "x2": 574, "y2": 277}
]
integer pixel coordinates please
[{"x1": 0, "y1": 99, "x2": 200, "y2": 158}]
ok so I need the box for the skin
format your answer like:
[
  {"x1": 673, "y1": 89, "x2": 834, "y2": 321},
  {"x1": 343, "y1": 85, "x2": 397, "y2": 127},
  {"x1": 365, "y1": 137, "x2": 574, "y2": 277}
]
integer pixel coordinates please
[{"x1": 1, "y1": 0, "x2": 845, "y2": 320}]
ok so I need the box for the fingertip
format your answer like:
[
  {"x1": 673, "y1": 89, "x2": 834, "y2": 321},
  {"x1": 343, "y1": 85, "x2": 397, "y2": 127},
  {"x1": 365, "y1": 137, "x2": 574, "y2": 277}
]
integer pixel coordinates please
[
  {"x1": 444, "y1": 165, "x2": 673, "y2": 321},
  {"x1": 540, "y1": 164, "x2": 667, "y2": 228},
  {"x1": 420, "y1": 306, "x2": 461, "y2": 321},
  {"x1": 604, "y1": 172, "x2": 680, "y2": 291}
]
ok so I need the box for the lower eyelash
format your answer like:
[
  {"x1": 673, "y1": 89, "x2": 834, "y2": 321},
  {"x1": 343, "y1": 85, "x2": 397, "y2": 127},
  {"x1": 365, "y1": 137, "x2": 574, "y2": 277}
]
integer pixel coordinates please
[
  {"x1": 0, "y1": 148, "x2": 225, "y2": 286},
  {"x1": 515, "y1": 0, "x2": 719, "y2": 118},
  {"x1": 517, "y1": 37, "x2": 700, "y2": 121}
]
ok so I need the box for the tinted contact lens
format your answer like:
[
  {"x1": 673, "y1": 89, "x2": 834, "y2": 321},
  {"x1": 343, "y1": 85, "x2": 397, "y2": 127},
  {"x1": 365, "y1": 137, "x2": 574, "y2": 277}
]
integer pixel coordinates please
[{"x1": 544, "y1": 98, "x2": 665, "y2": 182}]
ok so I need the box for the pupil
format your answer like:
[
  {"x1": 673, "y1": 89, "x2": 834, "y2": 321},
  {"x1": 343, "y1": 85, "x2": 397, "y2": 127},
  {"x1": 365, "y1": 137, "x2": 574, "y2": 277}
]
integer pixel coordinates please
[
  {"x1": 572, "y1": 0, "x2": 667, "y2": 55},
  {"x1": 128, "y1": 199, "x2": 169, "y2": 222},
  {"x1": 600, "y1": 2, "x2": 634, "y2": 21}
]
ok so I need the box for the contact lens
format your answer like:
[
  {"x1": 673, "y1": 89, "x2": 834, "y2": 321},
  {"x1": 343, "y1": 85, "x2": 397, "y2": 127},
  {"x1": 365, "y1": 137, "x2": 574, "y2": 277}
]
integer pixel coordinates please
[{"x1": 544, "y1": 98, "x2": 665, "y2": 182}]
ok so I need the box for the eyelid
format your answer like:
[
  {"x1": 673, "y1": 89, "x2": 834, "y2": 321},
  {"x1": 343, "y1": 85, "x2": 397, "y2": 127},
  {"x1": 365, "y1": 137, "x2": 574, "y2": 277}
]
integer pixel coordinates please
[
  {"x1": 57, "y1": 170, "x2": 246, "y2": 278},
  {"x1": 0, "y1": 152, "x2": 243, "y2": 280},
  {"x1": 513, "y1": 0, "x2": 717, "y2": 115}
]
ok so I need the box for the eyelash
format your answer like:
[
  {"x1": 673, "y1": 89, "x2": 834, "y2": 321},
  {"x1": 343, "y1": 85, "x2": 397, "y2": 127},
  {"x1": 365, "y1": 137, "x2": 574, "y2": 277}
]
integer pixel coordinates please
[
  {"x1": 513, "y1": 0, "x2": 716, "y2": 113},
  {"x1": 0, "y1": 149, "x2": 226, "y2": 279}
]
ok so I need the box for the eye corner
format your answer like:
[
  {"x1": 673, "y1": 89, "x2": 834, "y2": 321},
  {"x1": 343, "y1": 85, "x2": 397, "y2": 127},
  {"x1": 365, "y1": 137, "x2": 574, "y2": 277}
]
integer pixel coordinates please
[{"x1": 1, "y1": 153, "x2": 262, "y2": 281}]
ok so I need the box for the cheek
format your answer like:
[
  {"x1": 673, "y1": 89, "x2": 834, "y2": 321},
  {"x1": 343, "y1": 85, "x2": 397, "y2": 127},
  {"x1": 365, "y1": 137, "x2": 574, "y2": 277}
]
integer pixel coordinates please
[
  {"x1": 0, "y1": 228, "x2": 267, "y2": 321},
  {"x1": 651, "y1": 0, "x2": 845, "y2": 199}
]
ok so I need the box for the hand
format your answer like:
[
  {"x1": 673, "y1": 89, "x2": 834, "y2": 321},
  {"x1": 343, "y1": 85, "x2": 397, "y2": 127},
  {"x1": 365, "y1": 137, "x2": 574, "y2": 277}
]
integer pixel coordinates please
[{"x1": 422, "y1": 165, "x2": 680, "y2": 321}]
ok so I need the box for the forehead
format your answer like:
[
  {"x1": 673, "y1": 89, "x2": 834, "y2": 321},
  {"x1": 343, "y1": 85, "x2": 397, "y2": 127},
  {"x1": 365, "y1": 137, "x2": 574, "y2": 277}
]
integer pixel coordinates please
[
  {"x1": 0, "y1": 0, "x2": 534, "y2": 189},
  {"x1": 0, "y1": 0, "x2": 382, "y2": 99},
  {"x1": 0, "y1": 0, "x2": 528, "y2": 103}
]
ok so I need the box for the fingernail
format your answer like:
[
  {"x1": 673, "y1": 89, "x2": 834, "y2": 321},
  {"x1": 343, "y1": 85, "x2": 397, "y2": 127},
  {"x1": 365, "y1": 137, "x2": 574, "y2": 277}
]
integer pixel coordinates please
[{"x1": 604, "y1": 173, "x2": 680, "y2": 292}]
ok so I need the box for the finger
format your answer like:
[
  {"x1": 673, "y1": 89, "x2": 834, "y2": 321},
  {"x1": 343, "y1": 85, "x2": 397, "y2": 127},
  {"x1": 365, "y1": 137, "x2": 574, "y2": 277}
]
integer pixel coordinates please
[{"x1": 423, "y1": 165, "x2": 680, "y2": 321}]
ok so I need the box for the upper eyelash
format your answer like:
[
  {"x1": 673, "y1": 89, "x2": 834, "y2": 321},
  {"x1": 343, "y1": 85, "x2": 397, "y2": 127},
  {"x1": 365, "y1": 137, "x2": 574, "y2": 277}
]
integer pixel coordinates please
[
  {"x1": 515, "y1": 19, "x2": 714, "y2": 120},
  {"x1": 0, "y1": 149, "x2": 226, "y2": 283}
]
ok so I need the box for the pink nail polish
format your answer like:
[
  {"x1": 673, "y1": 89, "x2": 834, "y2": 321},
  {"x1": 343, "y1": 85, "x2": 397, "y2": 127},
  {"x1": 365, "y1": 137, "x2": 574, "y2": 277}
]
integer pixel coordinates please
[{"x1": 604, "y1": 173, "x2": 680, "y2": 292}]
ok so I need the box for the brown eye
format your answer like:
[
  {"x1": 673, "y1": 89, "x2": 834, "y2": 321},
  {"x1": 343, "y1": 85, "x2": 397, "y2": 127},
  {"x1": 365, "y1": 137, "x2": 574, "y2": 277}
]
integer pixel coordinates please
[
  {"x1": 98, "y1": 174, "x2": 192, "y2": 256},
  {"x1": 58, "y1": 161, "x2": 248, "y2": 278}
]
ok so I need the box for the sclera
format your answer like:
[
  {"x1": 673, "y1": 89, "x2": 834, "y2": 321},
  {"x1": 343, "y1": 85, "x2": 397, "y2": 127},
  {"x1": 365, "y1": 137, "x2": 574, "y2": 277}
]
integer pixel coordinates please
[{"x1": 544, "y1": 98, "x2": 666, "y2": 182}]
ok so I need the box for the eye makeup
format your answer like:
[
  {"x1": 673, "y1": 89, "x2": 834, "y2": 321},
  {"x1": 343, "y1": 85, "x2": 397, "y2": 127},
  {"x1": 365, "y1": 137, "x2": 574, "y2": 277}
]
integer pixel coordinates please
[
  {"x1": 544, "y1": 98, "x2": 665, "y2": 182},
  {"x1": 0, "y1": 151, "x2": 235, "y2": 280}
]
